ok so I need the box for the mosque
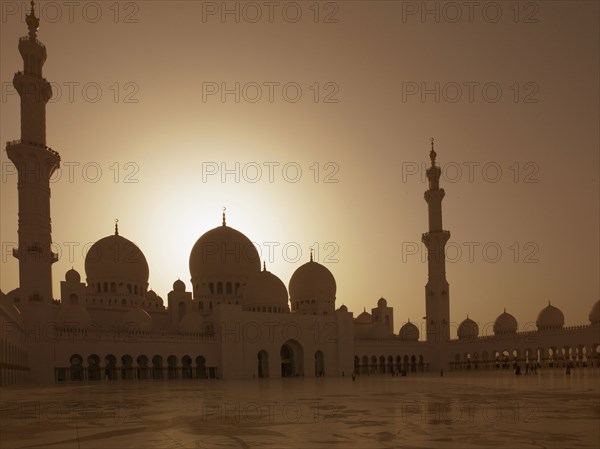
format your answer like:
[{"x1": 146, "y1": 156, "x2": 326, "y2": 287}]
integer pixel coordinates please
[{"x1": 1, "y1": 3, "x2": 599, "y2": 385}]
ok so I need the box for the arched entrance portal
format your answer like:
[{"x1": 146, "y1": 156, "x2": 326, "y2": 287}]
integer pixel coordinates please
[
  {"x1": 258, "y1": 350, "x2": 269, "y2": 378},
  {"x1": 69, "y1": 354, "x2": 83, "y2": 381},
  {"x1": 196, "y1": 356, "x2": 206, "y2": 378},
  {"x1": 280, "y1": 340, "x2": 303, "y2": 377},
  {"x1": 315, "y1": 350, "x2": 324, "y2": 376},
  {"x1": 87, "y1": 354, "x2": 100, "y2": 380}
]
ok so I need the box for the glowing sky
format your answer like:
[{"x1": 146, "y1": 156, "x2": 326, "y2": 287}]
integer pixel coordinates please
[{"x1": 1, "y1": 1, "x2": 598, "y2": 335}]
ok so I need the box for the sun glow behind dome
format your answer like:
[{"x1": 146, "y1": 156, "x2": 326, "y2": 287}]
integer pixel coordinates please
[{"x1": 0, "y1": 1, "x2": 597, "y2": 332}]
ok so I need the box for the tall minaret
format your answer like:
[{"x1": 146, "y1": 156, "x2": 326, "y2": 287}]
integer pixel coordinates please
[
  {"x1": 422, "y1": 139, "x2": 450, "y2": 344},
  {"x1": 6, "y1": 1, "x2": 60, "y2": 308}
]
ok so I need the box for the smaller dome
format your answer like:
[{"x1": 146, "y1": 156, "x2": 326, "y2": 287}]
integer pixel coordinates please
[
  {"x1": 289, "y1": 259, "x2": 336, "y2": 302},
  {"x1": 173, "y1": 279, "x2": 186, "y2": 292},
  {"x1": 57, "y1": 305, "x2": 91, "y2": 329},
  {"x1": 338, "y1": 304, "x2": 348, "y2": 313},
  {"x1": 589, "y1": 300, "x2": 600, "y2": 325},
  {"x1": 146, "y1": 289, "x2": 157, "y2": 300},
  {"x1": 399, "y1": 321, "x2": 419, "y2": 341},
  {"x1": 180, "y1": 310, "x2": 205, "y2": 333},
  {"x1": 377, "y1": 297, "x2": 387, "y2": 307},
  {"x1": 120, "y1": 308, "x2": 152, "y2": 332},
  {"x1": 354, "y1": 310, "x2": 373, "y2": 338},
  {"x1": 457, "y1": 316, "x2": 479, "y2": 340},
  {"x1": 65, "y1": 268, "x2": 81, "y2": 283},
  {"x1": 536, "y1": 303, "x2": 565, "y2": 330},
  {"x1": 244, "y1": 268, "x2": 289, "y2": 311},
  {"x1": 355, "y1": 310, "x2": 373, "y2": 324},
  {"x1": 493, "y1": 310, "x2": 518, "y2": 335}
]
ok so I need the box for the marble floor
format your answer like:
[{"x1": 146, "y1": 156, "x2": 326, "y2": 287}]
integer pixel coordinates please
[{"x1": 1, "y1": 369, "x2": 599, "y2": 449}]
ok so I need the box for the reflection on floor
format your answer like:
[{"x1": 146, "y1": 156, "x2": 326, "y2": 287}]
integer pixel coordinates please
[{"x1": 1, "y1": 370, "x2": 599, "y2": 449}]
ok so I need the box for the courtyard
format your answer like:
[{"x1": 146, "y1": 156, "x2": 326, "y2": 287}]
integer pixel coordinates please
[{"x1": 1, "y1": 369, "x2": 598, "y2": 449}]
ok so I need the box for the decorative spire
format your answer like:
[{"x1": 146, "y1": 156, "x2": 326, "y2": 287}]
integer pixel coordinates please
[
  {"x1": 263, "y1": 261, "x2": 266, "y2": 271},
  {"x1": 503, "y1": 307, "x2": 506, "y2": 313},
  {"x1": 114, "y1": 218, "x2": 119, "y2": 236},
  {"x1": 222, "y1": 207, "x2": 226, "y2": 226},
  {"x1": 310, "y1": 249, "x2": 313, "y2": 262},
  {"x1": 429, "y1": 137, "x2": 437, "y2": 166},
  {"x1": 26, "y1": 0, "x2": 40, "y2": 40}
]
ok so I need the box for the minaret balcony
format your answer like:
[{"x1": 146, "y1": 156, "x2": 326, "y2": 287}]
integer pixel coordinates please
[
  {"x1": 6, "y1": 139, "x2": 60, "y2": 160},
  {"x1": 424, "y1": 188, "x2": 445, "y2": 202},
  {"x1": 13, "y1": 72, "x2": 52, "y2": 101},
  {"x1": 11, "y1": 246, "x2": 58, "y2": 263},
  {"x1": 19, "y1": 35, "x2": 46, "y2": 49},
  {"x1": 422, "y1": 230, "x2": 451, "y2": 246},
  {"x1": 14, "y1": 70, "x2": 47, "y2": 81}
]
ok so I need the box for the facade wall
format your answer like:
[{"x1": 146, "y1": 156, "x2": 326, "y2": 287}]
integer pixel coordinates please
[
  {"x1": 354, "y1": 339, "x2": 431, "y2": 375},
  {"x1": 45, "y1": 304, "x2": 355, "y2": 381},
  {"x1": 448, "y1": 326, "x2": 600, "y2": 370},
  {"x1": 52, "y1": 330, "x2": 218, "y2": 382},
  {"x1": 0, "y1": 302, "x2": 28, "y2": 386}
]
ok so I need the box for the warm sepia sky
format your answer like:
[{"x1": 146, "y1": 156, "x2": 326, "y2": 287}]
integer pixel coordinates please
[{"x1": 1, "y1": 1, "x2": 598, "y2": 335}]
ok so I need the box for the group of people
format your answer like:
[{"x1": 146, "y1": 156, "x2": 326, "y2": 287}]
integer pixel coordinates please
[
  {"x1": 515, "y1": 362, "x2": 538, "y2": 375},
  {"x1": 515, "y1": 361, "x2": 574, "y2": 375}
]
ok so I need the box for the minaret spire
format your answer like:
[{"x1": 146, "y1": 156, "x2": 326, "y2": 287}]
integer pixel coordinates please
[
  {"x1": 26, "y1": 1, "x2": 39, "y2": 40},
  {"x1": 430, "y1": 137, "x2": 437, "y2": 166},
  {"x1": 422, "y1": 139, "x2": 450, "y2": 345}
]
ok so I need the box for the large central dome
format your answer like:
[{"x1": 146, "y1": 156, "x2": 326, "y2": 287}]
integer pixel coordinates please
[{"x1": 189, "y1": 220, "x2": 260, "y2": 295}]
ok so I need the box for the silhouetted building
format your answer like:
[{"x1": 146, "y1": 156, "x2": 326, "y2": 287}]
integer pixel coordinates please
[{"x1": 1, "y1": 3, "x2": 599, "y2": 385}]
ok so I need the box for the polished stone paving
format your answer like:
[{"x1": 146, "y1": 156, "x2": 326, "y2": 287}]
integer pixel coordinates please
[{"x1": 1, "y1": 369, "x2": 599, "y2": 448}]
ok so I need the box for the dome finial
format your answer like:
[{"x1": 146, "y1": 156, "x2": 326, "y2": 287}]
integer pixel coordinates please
[
  {"x1": 222, "y1": 207, "x2": 226, "y2": 226},
  {"x1": 26, "y1": 0, "x2": 40, "y2": 39},
  {"x1": 263, "y1": 261, "x2": 266, "y2": 271},
  {"x1": 310, "y1": 249, "x2": 313, "y2": 262},
  {"x1": 115, "y1": 218, "x2": 119, "y2": 236},
  {"x1": 429, "y1": 137, "x2": 437, "y2": 166},
  {"x1": 503, "y1": 307, "x2": 506, "y2": 313}
]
